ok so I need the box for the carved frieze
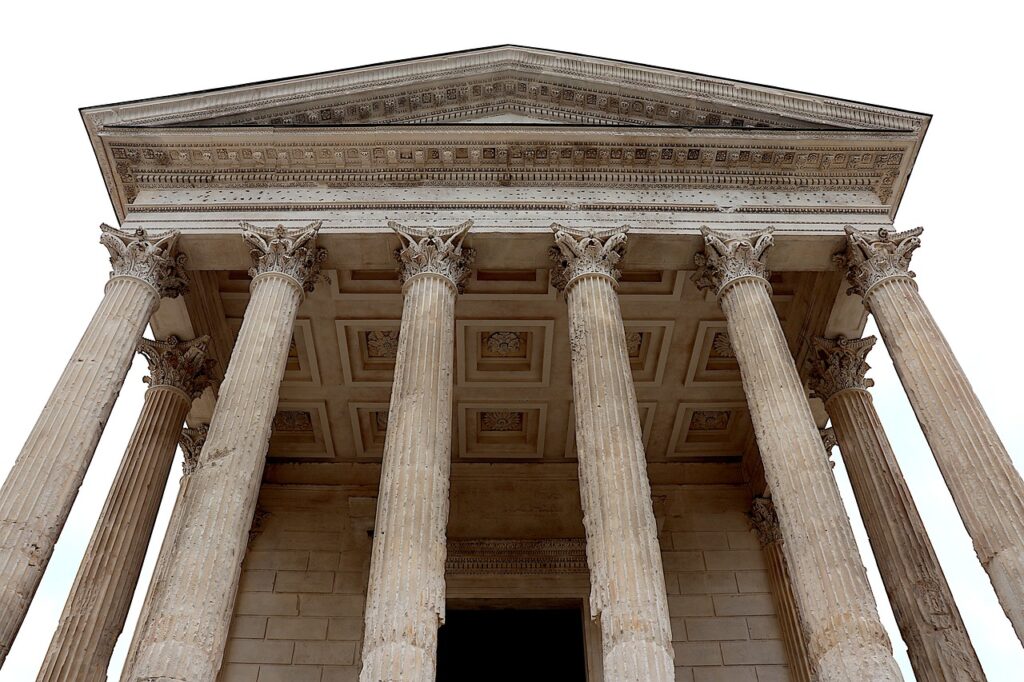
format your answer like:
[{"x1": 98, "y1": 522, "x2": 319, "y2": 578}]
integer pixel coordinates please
[
  {"x1": 100, "y1": 224, "x2": 188, "y2": 298},
  {"x1": 241, "y1": 221, "x2": 327, "y2": 293},
  {"x1": 445, "y1": 538, "x2": 588, "y2": 575},
  {"x1": 836, "y1": 226, "x2": 923, "y2": 298},
  {"x1": 808, "y1": 335, "x2": 877, "y2": 403},
  {"x1": 693, "y1": 226, "x2": 774, "y2": 297},
  {"x1": 137, "y1": 336, "x2": 215, "y2": 399},
  {"x1": 390, "y1": 220, "x2": 475, "y2": 291}
]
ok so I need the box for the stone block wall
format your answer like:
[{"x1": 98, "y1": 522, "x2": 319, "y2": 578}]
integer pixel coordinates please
[
  {"x1": 657, "y1": 486, "x2": 792, "y2": 682},
  {"x1": 218, "y1": 481, "x2": 793, "y2": 682}
]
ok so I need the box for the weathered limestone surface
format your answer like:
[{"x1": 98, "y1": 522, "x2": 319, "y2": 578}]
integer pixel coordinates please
[
  {"x1": 695, "y1": 226, "x2": 903, "y2": 681},
  {"x1": 121, "y1": 224, "x2": 324, "y2": 682},
  {"x1": 551, "y1": 225, "x2": 674, "y2": 682},
  {"x1": 750, "y1": 498, "x2": 813, "y2": 682},
  {"x1": 38, "y1": 336, "x2": 214, "y2": 682},
  {"x1": 810, "y1": 335, "x2": 985, "y2": 681},
  {"x1": 840, "y1": 226, "x2": 1024, "y2": 642},
  {"x1": 0, "y1": 225, "x2": 186, "y2": 665},
  {"x1": 359, "y1": 222, "x2": 473, "y2": 682}
]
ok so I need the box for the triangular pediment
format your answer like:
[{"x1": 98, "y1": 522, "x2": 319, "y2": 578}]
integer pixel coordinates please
[{"x1": 83, "y1": 46, "x2": 927, "y2": 132}]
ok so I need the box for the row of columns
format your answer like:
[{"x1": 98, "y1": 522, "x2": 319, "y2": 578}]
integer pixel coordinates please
[{"x1": 0, "y1": 220, "x2": 1019, "y2": 681}]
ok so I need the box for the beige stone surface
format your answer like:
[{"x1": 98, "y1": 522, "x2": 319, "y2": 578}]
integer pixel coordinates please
[
  {"x1": 121, "y1": 224, "x2": 325, "y2": 682},
  {"x1": 695, "y1": 227, "x2": 903, "y2": 681},
  {"x1": 810, "y1": 335, "x2": 985, "y2": 681},
  {"x1": 38, "y1": 336, "x2": 213, "y2": 682},
  {"x1": 840, "y1": 227, "x2": 1024, "y2": 643},
  {"x1": 0, "y1": 225, "x2": 186, "y2": 665},
  {"x1": 359, "y1": 222, "x2": 472, "y2": 682},
  {"x1": 552, "y1": 225, "x2": 674, "y2": 681}
]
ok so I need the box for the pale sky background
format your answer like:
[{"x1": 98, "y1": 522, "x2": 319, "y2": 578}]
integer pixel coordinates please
[{"x1": 1, "y1": 1, "x2": 1021, "y2": 680}]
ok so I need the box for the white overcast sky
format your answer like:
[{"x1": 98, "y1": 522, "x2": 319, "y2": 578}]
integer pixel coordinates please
[{"x1": 1, "y1": 1, "x2": 1021, "y2": 680}]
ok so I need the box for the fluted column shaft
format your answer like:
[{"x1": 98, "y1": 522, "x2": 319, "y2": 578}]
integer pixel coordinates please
[
  {"x1": 360, "y1": 220, "x2": 471, "y2": 682},
  {"x1": 867, "y1": 276, "x2": 1024, "y2": 639},
  {"x1": 720, "y1": 278, "x2": 900, "y2": 680},
  {"x1": 120, "y1": 274, "x2": 299, "y2": 680},
  {"x1": 360, "y1": 273, "x2": 457, "y2": 682},
  {"x1": 751, "y1": 499, "x2": 812, "y2": 682},
  {"x1": 566, "y1": 273, "x2": 674, "y2": 681},
  {"x1": 0, "y1": 276, "x2": 159, "y2": 664},
  {"x1": 38, "y1": 336, "x2": 212, "y2": 682},
  {"x1": 39, "y1": 386, "x2": 189, "y2": 681},
  {"x1": 826, "y1": 386, "x2": 985, "y2": 680}
]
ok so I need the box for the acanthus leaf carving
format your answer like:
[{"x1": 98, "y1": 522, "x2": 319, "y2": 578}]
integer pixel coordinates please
[
  {"x1": 692, "y1": 226, "x2": 773, "y2": 296},
  {"x1": 137, "y1": 335, "x2": 216, "y2": 400},
  {"x1": 836, "y1": 225, "x2": 923, "y2": 298},
  {"x1": 99, "y1": 223, "x2": 188, "y2": 298},
  {"x1": 808, "y1": 335, "x2": 877, "y2": 404},
  {"x1": 178, "y1": 424, "x2": 209, "y2": 477},
  {"x1": 241, "y1": 221, "x2": 326, "y2": 293},
  {"x1": 389, "y1": 220, "x2": 474, "y2": 292},
  {"x1": 549, "y1": 223, "x2": 629, "y2": 291},
  {"x1": 750, "y1": 496, "x2": 783, "y2": 547}
]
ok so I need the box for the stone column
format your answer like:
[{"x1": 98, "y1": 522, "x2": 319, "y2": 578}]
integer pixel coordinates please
[
  {"x1": 0, "y1": 225, "x2": 186, "y2": 665},
  {"x1": 750, "y1": 498, "x2": 813, "y2": 682},
  {"x1": 121, "y1": 223, "x2": 325, "y2": 682},
  {"x1": 809, "y1": 335, "x2": 985, "y2": 681},
  {"x1": 839, "y1": 226, "x2": 1024, "y2": 641},
  {"x1": 550, "y1": 224, "x2": 674, "y2": 682},
  {"x1": 38, "y1": 336, "x2": 214, "y2": 682},
  {"x1": 695, "y1": 227, "x2": 902, "y2": 681},
  {"x1": 359, "y1": 221, "x2": 473, "y2": 682}
]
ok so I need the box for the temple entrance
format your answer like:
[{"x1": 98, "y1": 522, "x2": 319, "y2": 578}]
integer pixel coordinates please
[{"x1": 436, "y1": 606, "x2": 588, "y2": 681}]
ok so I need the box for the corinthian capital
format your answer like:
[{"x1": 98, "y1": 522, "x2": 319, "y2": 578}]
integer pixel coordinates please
[
  {"x1": 100, "y1": 224, "x2": 188, "y2": 298},
  {"x1": 808, "y1": 335, "x2": 876, "y2": 403},
  {"x1": 549, "y1": 224, "x2": 629, "y2": 291},
  {"x1": 836, "y1": 226, "x2": 922, "y2": 298},
  {"x1": 241, "y1": 222, "x2": 326, "y2": 293},
  {"x1": 750, "y1": 497, "x2": 782, "y2": 547},
  {"x1": 137, "y1": 336, "x2": 216, "y2": 400},
  {"x1": 693, "y1": 226, "x2": 773, "y2": 297},
  {"x1": 178, "y1": 424, "x2": 209, "y2": 476},
  {"x1": 389, "y1": 220, "x2": 474, "y2": 291}
]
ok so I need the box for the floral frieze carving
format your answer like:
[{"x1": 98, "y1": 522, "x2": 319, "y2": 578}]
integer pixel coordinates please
[
  {"x1": 365, "y1": 331, "x2": 400, "y2": 358},
  {"x1": 100, "y1": 223, "x2": 189, "y2": 298}
]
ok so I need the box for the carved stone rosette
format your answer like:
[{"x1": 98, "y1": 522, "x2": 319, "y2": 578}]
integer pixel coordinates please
[
  {"x1": 178, "y1": 424, "x2": 209, "y2": 477},
  {"x1": 100, "y1": 223, "x2": 188, "y2": 298},
  {"x1": 836, "y1": 225, "x2": 922, "y2": 298},
  {"x1": 748, "y1": 497, "x2": 812, "y2": 682},
  {"x1": 241, "y1": 221, "x2": 326, "y2": 292},
  {"x1": 807, "y1": 335, "x2": 876, "y2": 404},
  {"x1": 692, "y1": 226, "x2": 773, "y2": 297},
  {"x1": 137, "y1": 336, "x2": 215, "y2": 400},
  {"x1": 39, "y1": 340, "x2": 209, "y2": 681},
  {"x1": 810, "y1": 337, "x2": 987, "y2": 680},
  {"x1": 390, "y1": 220, "x2": 474, "y2": 292},
  {"x1": 549, "y1": 223, "x2": 629, "y2": 291},
  {"x1": 555, "y1": 225, "x2": 674, "y2": 681}
]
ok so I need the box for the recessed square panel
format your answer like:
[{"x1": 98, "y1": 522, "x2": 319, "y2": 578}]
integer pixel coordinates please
[
  {"x1": 617, "y1": 270, "x2": 684, "y2": 300},
  {"x1": 335, "y1": 268, "x2": 402, "y2": 299},
  {"x1": 667, "y1": 401, "x2": 749, "y2": 461},
  {"x1": 458, "y1": 403, "x2": 547, "y2": 459},
  {"x1": 337, "y1": 320, "x2": 402, "y2": 386},
  {"x1": 457, "y1": 320, "x2": 553, "y2": 387},
  {"x1": 684, "y1": 321, "x2": 741, "y2": 387},
  {"x1": 623, "y1": 321, "x2": 674, "y2": 387},
  {"x1": 268, "y1": 401, "x2": 334, "y2": 459},
  {"x1": 227, "y1": 318, "x2": 320, "y2": 386},
  {"x1": 564, "y1": 402, "x2": 656, "y2": 459},
  {"x1": 349, "y1": 402, "x2": 390, "y2": 458},
  {"x1": 461, "y1": 268, "x2": 555, "y2": 299}
]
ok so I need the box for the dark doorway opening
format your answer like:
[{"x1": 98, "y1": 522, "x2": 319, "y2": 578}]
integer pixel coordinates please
[{"x1": 436, "y1": 606, "x2": 587, "y2": 681}]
